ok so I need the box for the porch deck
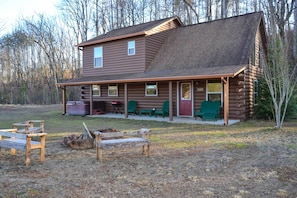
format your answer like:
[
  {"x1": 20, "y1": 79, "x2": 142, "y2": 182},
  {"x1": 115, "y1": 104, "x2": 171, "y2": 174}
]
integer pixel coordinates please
[{"x1": 88, "y1": 113, "x2": 240, "y2": 126}]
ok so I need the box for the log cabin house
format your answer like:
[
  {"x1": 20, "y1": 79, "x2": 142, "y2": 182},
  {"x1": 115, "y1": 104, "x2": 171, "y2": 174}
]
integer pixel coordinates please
[{"x1": 56, "y1": 12, "x2": 267, "y2": 125}]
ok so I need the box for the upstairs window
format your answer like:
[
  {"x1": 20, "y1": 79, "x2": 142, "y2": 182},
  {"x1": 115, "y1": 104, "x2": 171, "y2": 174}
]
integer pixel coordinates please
[
  {"x1": 92, "y1": 85, "x2": 100, "y2": 96},
  {"x1": 108, "y1": 84, "x2": 118, "y2": 96},
  {"x1": 94, "y1": 46, "x2": 103, "y2": 68},
  {"x1": 128, "y1": 41, "x2": 135, "y2": 55},
  {"x1": 207, "y1": 80, "x2": 222, "y2": 104},
  {"x1": 145, "y1": 82, "x2": 158, "y2": 96}
]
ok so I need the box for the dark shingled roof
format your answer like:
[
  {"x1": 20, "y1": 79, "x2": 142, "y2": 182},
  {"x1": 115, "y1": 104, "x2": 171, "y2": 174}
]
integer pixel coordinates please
[
  {"x1": 147, "y1": 12, "x2": 262, "y2": 72},
  {"x1": 77, "y1": 16, "x2": 181, "y2": 47},
  {"x1": 57, "y1": 12, "x2": 265, "y2": 86}
]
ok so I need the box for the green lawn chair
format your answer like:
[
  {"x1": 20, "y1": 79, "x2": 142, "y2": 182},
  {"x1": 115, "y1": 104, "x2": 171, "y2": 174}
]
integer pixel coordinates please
[
  {"x1": 155, "y1": 100, "x2": 169, "y2": 118},
  {"x1": 128, "y1": 100, "x2": 137, "y2": 114},
  {"x1": 194, "y1": 100, "x2": 221, "y2": 121},
  {"x1": 194, "y1": 101, "x2": 209, "y2": 120}
]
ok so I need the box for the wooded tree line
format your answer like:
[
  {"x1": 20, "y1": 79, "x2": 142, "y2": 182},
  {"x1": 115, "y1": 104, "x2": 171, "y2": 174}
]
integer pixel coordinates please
[{"x1": 0, "y1": 0, "x2": 296, "y2": 105}]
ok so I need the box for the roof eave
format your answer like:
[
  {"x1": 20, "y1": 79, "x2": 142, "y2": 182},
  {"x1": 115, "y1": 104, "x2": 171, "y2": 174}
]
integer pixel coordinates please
[
  {"x1": 76, "y1": 16, "x2": 182, "y2": 47},
  {"x1": 145, "y1": 16, "x2": 183, "y2": 36},
  {"x1": 76, "y1": 31, "x2": 146, "y2": 47},
  {"x1": 56, "y1": 70, "x2": 244, "y2": 87}
]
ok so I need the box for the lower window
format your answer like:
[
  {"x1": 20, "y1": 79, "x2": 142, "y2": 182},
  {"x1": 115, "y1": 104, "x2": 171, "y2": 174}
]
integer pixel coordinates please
[
  {"x1": 108, "y1": 84, "x2": 118, "y2": 96},
  {"x1": 207, "y1": 80, "x2": 222, "y2": 104},
  {"x1": 145, "y1": 82, "x2": 158, "y2": 96},
  {"x1": 92, "y1": 85, "x2": 100, "y2": 96}
]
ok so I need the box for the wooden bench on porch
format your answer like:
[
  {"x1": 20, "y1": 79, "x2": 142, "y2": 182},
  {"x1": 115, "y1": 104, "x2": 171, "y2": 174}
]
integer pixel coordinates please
[
  {"x1": 0, "y1": 129, "x2": 47, "y2": 166},
  {"x1": 94, "y1": 128, "x2": 151, "y2": 162}
]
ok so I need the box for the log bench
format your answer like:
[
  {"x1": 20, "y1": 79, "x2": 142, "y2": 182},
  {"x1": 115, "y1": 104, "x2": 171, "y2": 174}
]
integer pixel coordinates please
[
  {"x1": 12, "y1": 120, "x2": 44, "y2": 134},
  {"x1": 94, "y1": 128, "x2": 151, "y2": 162},
  {"x1": 0, "y1": 129, "x2": 47, "y2": 166}
]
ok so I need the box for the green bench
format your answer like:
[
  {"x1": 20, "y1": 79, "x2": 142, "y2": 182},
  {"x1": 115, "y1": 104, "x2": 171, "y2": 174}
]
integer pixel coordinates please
[
  {"x1": 139, "y1": 100, "x2": 169, "y2": 118},
  {"x1": 139, "y1": 109, "x2": 154, "y2": 116},
  {"x1": 194, "y1": 101, "x2": 221, "y2": 121}
]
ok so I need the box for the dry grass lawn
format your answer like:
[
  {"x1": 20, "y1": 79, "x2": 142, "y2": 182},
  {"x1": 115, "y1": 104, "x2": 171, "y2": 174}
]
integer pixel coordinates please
[{"x1": 0, "y1": 104, "x2": 297, "y2": 198}]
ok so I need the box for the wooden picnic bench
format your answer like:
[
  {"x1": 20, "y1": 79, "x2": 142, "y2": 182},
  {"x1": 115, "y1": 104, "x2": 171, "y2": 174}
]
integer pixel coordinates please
[
  {"x1": 94, "y1": 128, "x2": 151, "y2": 162},
  {"x1": 0, "y1": 129, "x2": 47, "y2": 166},
  {"x1": 12, "y1": 120, "x2": 44, "y2": 134}
]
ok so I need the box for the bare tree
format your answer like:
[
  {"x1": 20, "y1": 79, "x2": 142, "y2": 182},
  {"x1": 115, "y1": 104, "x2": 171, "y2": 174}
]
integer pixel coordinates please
[
  {"x1": 267, "y1": 0, "x2": 296, "y2": 41},
  {"x1": 262, "y1": 35, "x2": 297, "y2": 128},
  {"x1": 183, "y1": 0, "x2": 200, "y2": 23},
  {"x1": 294, "y1": 2, "x2": 297, "y2": 60},
  {"x1": 0, "y1": 19, "x2": 6, "y2": 33},
  {"x1": 221, "y1": 0, "x2": 229, "y2": 18},
  {"x1": 57, "y1": 0, "x2": 92, "y2": 42},
  {"x1": 23, "y1": 15, "x2": 70, "y2": 103}
]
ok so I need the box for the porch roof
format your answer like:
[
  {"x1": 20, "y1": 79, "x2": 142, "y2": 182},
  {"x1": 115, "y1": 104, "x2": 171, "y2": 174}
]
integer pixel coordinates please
[{"x1": 56, "y1": 64, "x2": 246, "y2": 86}]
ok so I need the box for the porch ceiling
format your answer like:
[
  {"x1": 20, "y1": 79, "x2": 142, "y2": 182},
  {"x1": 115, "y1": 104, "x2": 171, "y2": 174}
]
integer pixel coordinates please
[{"x1": 56, "y1": 64, "x2": 246, "y2": 87}]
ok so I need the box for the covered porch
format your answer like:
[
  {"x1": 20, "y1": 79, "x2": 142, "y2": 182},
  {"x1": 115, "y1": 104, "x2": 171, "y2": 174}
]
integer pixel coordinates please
[{"x1": 57, "y1": 65, "x2": 247, "y2": 126}]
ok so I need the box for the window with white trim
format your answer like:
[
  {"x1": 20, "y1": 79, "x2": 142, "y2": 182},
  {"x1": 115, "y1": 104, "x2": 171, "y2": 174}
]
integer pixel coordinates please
[
  {"x1": 94, "y1": 46, "x2": 103, "y2": 68},
  {"x1": 92, "y1": 85, "x2": 100, "y2": 96},
  {"x1": 206, "y1": 80, "x2": 222, "y2": 104},
  {"x1": 128, "y1": 41, "x2": 135, "y2": 55},
  {"x1": 108, "y1": 84, "x2": 118, "y2": 96},
  {"x1": 145, "y1": 82, "x2": 158, "y2": 96}
]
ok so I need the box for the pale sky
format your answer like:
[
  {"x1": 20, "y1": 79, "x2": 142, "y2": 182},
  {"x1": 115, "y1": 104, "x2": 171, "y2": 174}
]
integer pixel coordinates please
[{"x1": 0, "y1": 0, "x2": 59, "y2": 35}]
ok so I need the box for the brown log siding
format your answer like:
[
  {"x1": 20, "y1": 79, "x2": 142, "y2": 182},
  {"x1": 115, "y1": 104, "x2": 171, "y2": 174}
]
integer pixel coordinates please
[
  {"x1": 229, "y1": 75, "x2": 246, "y2": 120},
  {"x1": 193, "y1": 80, "x2": 207, "y2": 109},
  {"x1": 81, "y1": 82, "x2": 177, "y2": 115},
  {"x1": 82, "y1": 20, "x2": 180, "y2": 78},
  {"x1": 82, "y1": 36, "x2": 146, "y2": 77},
  {"x1": 229, "y1": 27, "x2": 263, "y2": 121},
  {"x1": 80, "y1": 71, "x2": 259, "y2": 121}
]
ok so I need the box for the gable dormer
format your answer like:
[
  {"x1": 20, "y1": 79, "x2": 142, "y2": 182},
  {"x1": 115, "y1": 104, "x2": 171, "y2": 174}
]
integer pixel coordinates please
[{"x1": 77, "y1": 17, "x2": 182, "y2": 77}]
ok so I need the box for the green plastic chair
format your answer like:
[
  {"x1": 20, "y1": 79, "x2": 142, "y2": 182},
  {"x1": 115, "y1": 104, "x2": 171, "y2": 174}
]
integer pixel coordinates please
[
  {"x1": 155, "y1": 100, "x2": 169, "y2": 118},
  {"x1": 127, "y1": 100, "x2": 137, "y2": 114},
  {"x1": 194, "y1": 100, "x2": 221, "y2": 121}
]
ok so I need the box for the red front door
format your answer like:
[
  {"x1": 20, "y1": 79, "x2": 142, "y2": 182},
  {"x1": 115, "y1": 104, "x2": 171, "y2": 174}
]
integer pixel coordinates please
[{"x1": 179, "y1": 82, "x2": 192, "y2": 116}]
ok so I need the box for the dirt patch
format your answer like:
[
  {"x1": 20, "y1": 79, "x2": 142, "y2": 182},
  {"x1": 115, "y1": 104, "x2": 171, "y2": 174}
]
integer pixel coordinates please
[{"x1": 0, "y1": 105, "x2": 297, "y2": 197}]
